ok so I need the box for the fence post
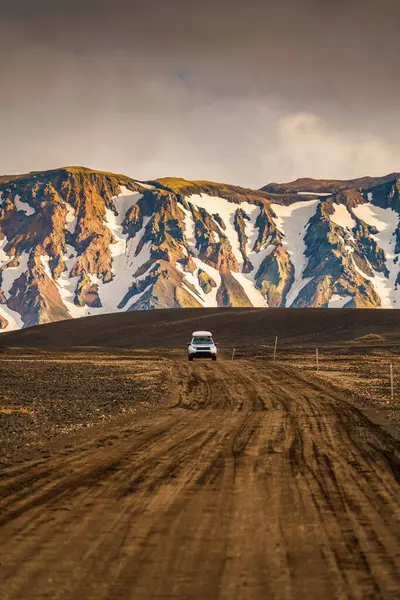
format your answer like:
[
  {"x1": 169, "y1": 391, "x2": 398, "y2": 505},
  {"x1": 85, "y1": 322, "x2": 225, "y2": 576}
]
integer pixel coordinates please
[
  {"x1": 273, "y1": 336, "x2": 278, "y2": 361},
  {"x1": 390, "y1": 363, "x2": 394, "y2": 401},
  {"x1": 316, "y1": 348, "x2": 319, "y2": 372},
  {"x1": 232, "y1": 348, "x2": 236, "y2": 360}
]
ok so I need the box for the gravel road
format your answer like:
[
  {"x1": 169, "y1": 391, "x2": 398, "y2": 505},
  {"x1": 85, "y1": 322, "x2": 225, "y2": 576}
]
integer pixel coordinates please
[{"x1": 0, "y1": 359, "x2": 399, "y2": 600}]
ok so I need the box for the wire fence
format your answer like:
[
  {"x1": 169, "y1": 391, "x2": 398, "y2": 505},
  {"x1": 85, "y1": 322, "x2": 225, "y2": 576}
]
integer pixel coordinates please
[{"x1": 228, "y1": 342, "x2": 400, "y2": 408}]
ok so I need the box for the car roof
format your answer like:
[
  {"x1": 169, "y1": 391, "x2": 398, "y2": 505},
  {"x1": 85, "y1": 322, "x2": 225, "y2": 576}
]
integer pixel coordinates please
[{"x1": 192, "y1": 331, "x2": 212, "y2": 337}]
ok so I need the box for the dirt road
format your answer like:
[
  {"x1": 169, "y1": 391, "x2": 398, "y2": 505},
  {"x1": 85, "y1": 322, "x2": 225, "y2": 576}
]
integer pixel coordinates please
[{"x1": 0, "y1": 359, "x2": 399, "y2": 600}]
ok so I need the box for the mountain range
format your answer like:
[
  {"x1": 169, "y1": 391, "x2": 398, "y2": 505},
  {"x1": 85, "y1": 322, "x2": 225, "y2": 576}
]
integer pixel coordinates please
[{"x1": 0, "y1": 166, "x2": 399, "y2": 331}]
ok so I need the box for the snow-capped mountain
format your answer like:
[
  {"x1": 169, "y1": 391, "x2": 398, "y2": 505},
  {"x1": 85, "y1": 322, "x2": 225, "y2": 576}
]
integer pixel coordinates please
[{"x1": 0, "y1": 166, "x2": 399, "y2": 331}]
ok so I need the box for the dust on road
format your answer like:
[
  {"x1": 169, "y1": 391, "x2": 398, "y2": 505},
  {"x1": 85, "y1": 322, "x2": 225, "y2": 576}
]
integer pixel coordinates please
[{"x1": 0, "y1": 359, "x2": 399, "y2": 600}]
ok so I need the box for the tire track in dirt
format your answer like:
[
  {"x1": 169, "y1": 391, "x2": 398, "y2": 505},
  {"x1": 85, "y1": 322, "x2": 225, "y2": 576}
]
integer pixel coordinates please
[{"x1": 0, "y1": 360, "x2": 399, "y2": 600}]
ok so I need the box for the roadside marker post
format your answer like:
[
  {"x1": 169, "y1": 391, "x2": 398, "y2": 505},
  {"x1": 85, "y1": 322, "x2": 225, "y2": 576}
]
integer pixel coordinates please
[
  {"x1": 316, "y1": 348, "x2": 319, "y2": 372},
  {"x1": 273, "y1": 336, "x2": 278, "y2": 361},
  {"x1": 232, "y1": 348, "x2": 236, "y2": 360},
  {"x1": 390, "y1": 363, "x2": 394, "y2": 402}
]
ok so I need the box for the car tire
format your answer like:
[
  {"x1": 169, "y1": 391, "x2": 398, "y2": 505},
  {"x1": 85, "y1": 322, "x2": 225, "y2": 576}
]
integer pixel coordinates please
[
  {"x1": 212, "y1": 356, "x2": 217, "y2": 361},
  {"x1": 188, "y1": 356, "x2": 194, "y2": 361}
]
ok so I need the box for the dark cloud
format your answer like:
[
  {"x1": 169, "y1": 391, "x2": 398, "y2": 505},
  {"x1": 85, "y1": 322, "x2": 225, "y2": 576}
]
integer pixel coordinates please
[{"x1": 0, "y1": 0, "x2": 399, "y2": 185}]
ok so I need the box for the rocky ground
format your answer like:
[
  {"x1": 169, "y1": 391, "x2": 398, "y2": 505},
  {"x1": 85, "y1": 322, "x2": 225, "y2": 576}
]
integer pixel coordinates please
[
  {"x1": 286, "y1": 352, "x2": 400, "y2": 439},
  {"x1": 0, "y1": 353, "x2": 169, "y2": 464},
  {"x1": 1, "y1": 345, "x2": 400, "y2": 465},
  {"x1": 0, "y1": 354, "x2": 399, "y2": 600},
  {"x1": 238, "y1": 345, "x2": 400, "y2": 440}
]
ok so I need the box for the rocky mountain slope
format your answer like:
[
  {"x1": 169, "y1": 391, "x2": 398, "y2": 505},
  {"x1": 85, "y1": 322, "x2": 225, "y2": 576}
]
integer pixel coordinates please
[{"x1": 0, "y1": 166, "x2": 399, "y2": 331}]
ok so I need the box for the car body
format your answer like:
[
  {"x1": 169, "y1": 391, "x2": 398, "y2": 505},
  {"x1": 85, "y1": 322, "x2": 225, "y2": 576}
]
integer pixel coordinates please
[{"x1": 188, "y1": 331, "x2": 217, "y2": 361}]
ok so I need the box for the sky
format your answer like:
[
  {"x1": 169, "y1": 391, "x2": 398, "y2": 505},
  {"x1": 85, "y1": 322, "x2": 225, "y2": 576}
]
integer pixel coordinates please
[{"x1": 1, "y1": 0, "x2": 400, "y2": 187}]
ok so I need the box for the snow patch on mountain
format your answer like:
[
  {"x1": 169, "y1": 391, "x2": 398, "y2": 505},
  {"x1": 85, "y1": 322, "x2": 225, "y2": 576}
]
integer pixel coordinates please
[
  {"x1": 328, "y1": 294, "x2": 352, "y2": 308},
  {"x1": 98, "y1": 215, "x2": 152, "y2": 312},
  {"x1": 0, "y1": 304, "x2": 24, "y2": 330},
  {"x1": 125, "y1": 283, "x2": 153, "y2": 309},
  {"x1": 0, "y1": 236, "x2": 10, "y2": 263},
  {"x1": 2, "y1": 253, "x2": 29, "y2": 297},
  {"x1": 271, "y1": 200, "x2": 319, "y2": 306},
  {"x1": 177, "y1": 257, "x2": 225, "y2": 308},
  {"x1": 47, "y1": 207, "x2": 154, "y2": 318},
  {"x1": 353, "y1": 204, "x2": 400, "y2": 307},
  {"x1": 113, "y1": 189, "x2": 142, "y2": 221},
  {"x1": 352, "y1": 258, "x2": 393, "y2": 308},
  {"x1": 14, "y1": 195, "x2": 35, "y2": 216},
  {"x1": 353, "y1": 204, "x2": 399, "y2": 235},
  {"x1": 134, "y1": 182, "x2": 155, "y2": 190},
  {"x1": 180, "y1": 271, "x2": 205, "y2": 305},
  {"x1": 331, "y1": 204, "x2": 356, "y2": 230},
  {"x1": 180, "y1": 204, "x2": 198, "y2": 256},
  {"x1": 183, "y1": 196, "x2": 275, "y2": 289},
  {"x1": 177, "y1": 262, "x2": 209, "y2": 307},
  {"x1": 249, "y1": 241, "x2": 275, "y2": 275},
  {"x1": 102, "y1": 188, "x2": 143, "y2": 269},
  {"x1": 297, "y1": 192, "x2": 332, "y2": 196},
  {"x1": 65, "y1": 204, "x2": 77, "y2": 234},
  {"x1": 188, "y1": 194, "x2": 257, "y2": 266},
  {"x1": 39, "y1": 255, "x2": 53, "y2": 279},
  {"x1": 49, "y1": 250, "x2": 93, "y2": 319},
  {"x1": 244, "y1": 209, "x2": 259, "y2": 256},
  {"x1": 231, "y1": 271, "x2": 268, "y2": 307},
  {"x1": 193, "y1": 258, "x2": 222, "y2": 306}
]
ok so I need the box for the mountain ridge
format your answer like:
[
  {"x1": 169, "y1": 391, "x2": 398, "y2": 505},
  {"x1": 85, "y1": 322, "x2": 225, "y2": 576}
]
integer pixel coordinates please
[
  {"x1": 261, "y1": 173, "x2": 400, "y2": 195},
  {"x1": 0, "y1": 166, "x2": 399, "y2": 331}
]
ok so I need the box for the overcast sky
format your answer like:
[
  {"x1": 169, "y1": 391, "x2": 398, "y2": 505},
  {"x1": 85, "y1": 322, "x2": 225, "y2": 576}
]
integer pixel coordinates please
[{"x1": 1, "y1": 0, "x2": 399, "y2": 187}]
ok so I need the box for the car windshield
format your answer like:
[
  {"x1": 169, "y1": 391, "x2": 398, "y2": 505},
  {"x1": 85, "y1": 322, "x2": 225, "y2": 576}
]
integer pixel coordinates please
[{"x1": 192, "y1": 337, "x2": 213, "y2": 345}]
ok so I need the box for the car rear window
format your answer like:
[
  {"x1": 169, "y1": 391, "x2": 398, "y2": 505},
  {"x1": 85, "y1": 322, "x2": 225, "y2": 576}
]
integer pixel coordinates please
[{"x1": 192, "y1": 337, "x2": 212, "y2": 345}]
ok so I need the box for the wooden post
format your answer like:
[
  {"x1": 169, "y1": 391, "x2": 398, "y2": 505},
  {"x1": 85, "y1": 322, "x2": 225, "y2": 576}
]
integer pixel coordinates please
[
  {"x1": 316, "y1": 348, "x2": 319, "y2": 372},
  {"x1": 232, "y1": 348, "x2": 236, "y2": 360},
  {"x1": 390, "y1": 363, "x2": 394, "y2": 401},
  {"x1": 273, "y1": 336, "x2": 278, "y2": 361}
]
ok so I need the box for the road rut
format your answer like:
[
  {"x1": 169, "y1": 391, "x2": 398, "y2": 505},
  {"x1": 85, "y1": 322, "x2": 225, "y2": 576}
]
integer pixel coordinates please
[{"x1": 0, "y1": 360, "x2": 399, "y2": 599}]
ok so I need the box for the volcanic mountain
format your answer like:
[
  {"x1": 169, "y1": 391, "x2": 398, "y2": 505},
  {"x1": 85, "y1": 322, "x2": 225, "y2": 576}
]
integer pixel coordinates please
[{"x1": 0, "y1": 166, "x2": 399, "y2": 331}]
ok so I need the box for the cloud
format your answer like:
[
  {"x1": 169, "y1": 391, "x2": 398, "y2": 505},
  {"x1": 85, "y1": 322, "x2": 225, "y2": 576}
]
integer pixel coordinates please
[
  {"x1": 261, "y1": 113, "x2": 400, "y2": 183},
  {"x1": 0, "y1": 0, "x2": 399, "y2": 185}
]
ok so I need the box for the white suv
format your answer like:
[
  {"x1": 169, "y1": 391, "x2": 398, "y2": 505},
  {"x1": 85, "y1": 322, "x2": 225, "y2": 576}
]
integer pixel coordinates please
[{"x1": 188, "y1": 331, "x2": 217, "y2": 361}]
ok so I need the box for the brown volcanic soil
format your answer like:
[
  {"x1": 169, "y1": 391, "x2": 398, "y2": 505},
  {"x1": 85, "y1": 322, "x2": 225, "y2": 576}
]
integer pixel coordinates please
[
  {"x1": 0, "y1": 311, "x2": 399, "y2": 600},
  {"x1": 0, "y1": 354, "x2": 169, "y2": 462},
  {"x1": 0, "y1": 307, "x2": 400, "y2": 351}
]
